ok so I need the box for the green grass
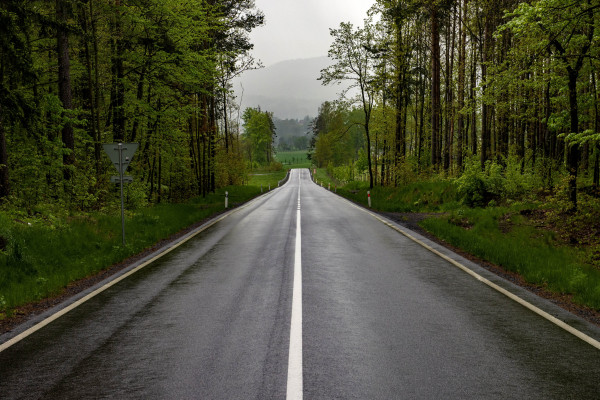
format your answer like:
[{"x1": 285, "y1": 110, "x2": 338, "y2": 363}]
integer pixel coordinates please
[
  {"x1": 0, "y1": 186, "x2": 262, "y2": 315},
  {"x1": 334, "y1": 177, "x2": 460, "y2": 213},
  {"x1": 420, "y1": 207, "x2": 600, "y2": 309},
  {"x1": 275, "y1": 150, "x2": 311, "y2": 168},
  {"x1": 247, "y1": 168, "x2": 288, "y2": 188}
]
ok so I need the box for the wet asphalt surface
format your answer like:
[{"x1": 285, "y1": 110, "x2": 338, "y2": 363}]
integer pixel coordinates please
[{"x1": 1, "y1": 169, "x2": 600, "y2": 399}]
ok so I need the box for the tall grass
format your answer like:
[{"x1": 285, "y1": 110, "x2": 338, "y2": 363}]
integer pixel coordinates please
[
  {"x1": 335, "y1": 179, "x2": 460, "y2": 212},
  {"x1": 247, "y1": 169, "x2": 288, "y2": 188},
  {"x1": 0, "y1": 186, "x2": 261, "y2": 314},
  {"x1": 420, "y1": 208, "x2": 600, "y2": 309}
]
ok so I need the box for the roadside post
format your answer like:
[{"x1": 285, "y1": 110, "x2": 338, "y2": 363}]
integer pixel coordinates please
[
  {"x1": 328, "y1": 183, "x2": 331, "y2": 191},
  {"x1": 225, "y1": 191, "x2": 229, "y2": 209},
  {"x1": 367, "y1": 191, "x2": 371, "y2": 208},
  {"x1": 103, "y1": 142, "x2": 139, "y2": 245}
]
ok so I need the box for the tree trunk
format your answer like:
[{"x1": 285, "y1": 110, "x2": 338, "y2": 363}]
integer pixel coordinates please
[
  {"x1": 469, "y1": 42, "x2": 477, "y2": 156},
  {"x1": 430, "y1": 5, "x2": 441, "y2": 169},
  {"x1": 456, "y1": 0, "x2": 467, "y2": 170},
  {"x1": 111, "y1": 0, "x2": 125, "y2": 142},
  {"x1": 395, "y1": 21, "x2": 405, "y2": 165},
  {"x1": 0, "y1": 104, "x2": 8, "y2": 199},
  {"x1": 567, "y1": 68, "x2": 579, "y2": 210},
  {"x1": 480, "y1": 14, "x2": 492, "y2": 169},
  {"x1": 57, "y1": 0, "x2": 75, "y2": 180},
  {"x1": 593, "y1": 70, "x2": 599, "y2": 188},
  {"x1": 79, "y1": 3, "x2": 100, "y2": 174}
]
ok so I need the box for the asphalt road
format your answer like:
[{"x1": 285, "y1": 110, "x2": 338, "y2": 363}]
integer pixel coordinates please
[{"x1": 1, "y1": 168, "x2": 600, "y2": 399}]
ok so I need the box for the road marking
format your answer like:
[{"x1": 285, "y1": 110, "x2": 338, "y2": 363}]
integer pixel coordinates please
[
  {"x1": 319, "y1": 186, "x2": 600, "y2": 351},
  {"x1": 0, "y1": 190, "x2": 279, "y2": 353},
  {"x1": 373, "y1": 214, "x2": 600, "y2": 350},
  {"x1": 287, "y1": 174, "x2": 303, "y2": 400}
]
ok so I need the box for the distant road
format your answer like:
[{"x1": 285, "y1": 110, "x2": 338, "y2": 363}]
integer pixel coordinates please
[{"x1": 1, "y1": 169, "x2": 599, "y2": 399}]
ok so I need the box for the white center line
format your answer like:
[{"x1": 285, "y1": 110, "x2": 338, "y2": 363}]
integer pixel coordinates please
[{"x1": 287, "y1": 172, "x2": 303, "y2": 400}]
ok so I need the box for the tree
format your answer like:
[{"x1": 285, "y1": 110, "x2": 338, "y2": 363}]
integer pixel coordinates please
[
  {"x1": 502, "y1": 0, "x2": 598, "y2": 210},
  {"x1": 0, "y1": 1, "x2": 38, "y2": 199},
  {"x1": 320, "y1": 21, "x2": 377, "y2": 188},
  {"x1": 56, "y1": 0, "x2": 75, "y2": 180},
  {"x1": 242, "y1": 107, "x2": 276, "y2": 166}
]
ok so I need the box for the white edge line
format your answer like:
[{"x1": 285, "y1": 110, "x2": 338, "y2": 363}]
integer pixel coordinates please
[
  {"x1": 328, "y1": 191, "x2": 600, "y2": 351},
  {"x1": 0, "y1": 189, "x2": 281, "y2": 353}
]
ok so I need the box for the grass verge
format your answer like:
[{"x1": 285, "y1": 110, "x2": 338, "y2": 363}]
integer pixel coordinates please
[
  {"x1": 0, "y1": 185, "x2": 262, "y2": 317},
  {"x1": 420, "y1": 207, "x2": 600, "y2": 310}
]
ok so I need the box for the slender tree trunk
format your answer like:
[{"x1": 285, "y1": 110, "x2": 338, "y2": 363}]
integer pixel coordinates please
[
  {"x1": 57, "y1": 0, "x2": 75, "y2": 180},
  {"x1": 444, "y1": 6, "x2": 457, "y2": 172},
  {"x1": 480, "y1": 14, "x2": 492, "y2": 169},
  {"x1": 111, "y1": 0, "x2": 125, "y2": 142},
  {"x1": 456, "y1": 0, "x2": 467, "y2": 170},
  {"x1": 395, "y1": 21, "x2": 406, "y2": 165},
  {"x1": 567, "y1": 68, "x2": 579, "y2": 210},
  {"x1": 130, "y1": 56, "x2": 147, "y2": 143},
  {"x1": 593, "y1": 70, "x2": 599, "y2": 187},
  {"x1": 0, "y1": 104, "x2": 8, "y2": 199},
  {"x1": 431, "y1": 5, "x2": 441, "y2": 169},
  {"x1": 469, "y1": 42, "x2": 477, "y2": 156},
  {"x1": 79, "y1": 4, "x2": 100, "y2": 174},
  {"x1": 91, "y1": 0, "x2": 102, "y2": 164}
]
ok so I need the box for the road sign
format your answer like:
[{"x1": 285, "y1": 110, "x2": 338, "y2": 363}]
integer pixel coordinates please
[
  {"x1": 103, "y1": 143, "x2": 138, "y2": 174},
  {"x1": 110, "y1": 175, "x2": 133, "y2": 183},
  {"x1": 103, "y1": 143, "x2": 139, "y2": 245}
]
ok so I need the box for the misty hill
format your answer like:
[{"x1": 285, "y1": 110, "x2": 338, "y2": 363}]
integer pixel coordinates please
[{"x1": 233, "y1": 56, "x2": 344, "y2": 120}]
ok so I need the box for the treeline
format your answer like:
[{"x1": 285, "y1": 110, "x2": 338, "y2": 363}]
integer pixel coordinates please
[
  {"x1": 273, "y1": 117, "x2": 311, "y2": 151},
  {"x1": 0, "y1": 0, "x2": 263, "y2": 212},
  {"x1": 315, "y1": 0, "x2": 600, "y2": 210}
]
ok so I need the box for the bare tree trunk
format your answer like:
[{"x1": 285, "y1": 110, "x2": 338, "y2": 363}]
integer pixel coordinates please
[
  {"x1": 111, "y1": 0, "x2": 125, "y2": 142},
  {"x1": 480, "y1": 14, "x2": 492, "y2": 169},
  {"x1": 431, "y1": 5, "x2": 441, "y2": 169},
  {"x1": 0, "y1": 103, "x2": 8, "y2": 199},
  {"x1": 57, "y1": 0, "x2": 75, "y2": 180},
  {"x1": 456, "y1": 0, "x2": 467, "y2": 170},
  {"x1": 593, "y1": 70, "x2": 599, "y2": 187},
  {"x1": 79, "y1": 3, "x2": 100, "y2": 174}
]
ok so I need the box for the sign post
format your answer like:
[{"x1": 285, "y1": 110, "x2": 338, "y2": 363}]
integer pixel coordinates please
[{"x1": 103, "y1": 143, "x2": 138, "y2": 245}]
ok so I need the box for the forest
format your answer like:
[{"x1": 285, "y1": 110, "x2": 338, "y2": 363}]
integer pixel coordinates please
[
  {"x1": 313, "y1": 0, "x2": 600, "y2": 212},
  {"x1": 0, "y1": 0, "x2": 265, "y2": 213}
]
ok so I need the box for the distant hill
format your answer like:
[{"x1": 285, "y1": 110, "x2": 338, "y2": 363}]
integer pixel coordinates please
[{"x1": 232, "y1": 56, "x2": 345, "y2": 120}]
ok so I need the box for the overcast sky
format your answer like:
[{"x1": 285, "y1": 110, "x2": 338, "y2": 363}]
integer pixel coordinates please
[{"x1": 248, "y1": 0, "x2": 375, "y2": 66}]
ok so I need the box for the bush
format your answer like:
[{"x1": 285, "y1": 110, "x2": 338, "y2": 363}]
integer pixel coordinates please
[{"x1": 455, "y1": 156, "x2": 536, "y2": 207}]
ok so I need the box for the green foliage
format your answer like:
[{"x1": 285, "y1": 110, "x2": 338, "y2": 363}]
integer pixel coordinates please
[
  {"x1": 456, "y1": 156, "x2": 537, "y2": 207},
  {"x1": 0, "y1": 0, "x2": 264, "y2": 214},
  {"x1": 242, "y1": 107, "x2": 276, "y2": 166},
  {"x1": 330, "y1": 171, "x2": 458, "y2": 212}
]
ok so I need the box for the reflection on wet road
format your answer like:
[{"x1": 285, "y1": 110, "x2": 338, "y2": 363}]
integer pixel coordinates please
[{"x1": 1, "y1": 169, "x2": 599, "y2": 399}]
